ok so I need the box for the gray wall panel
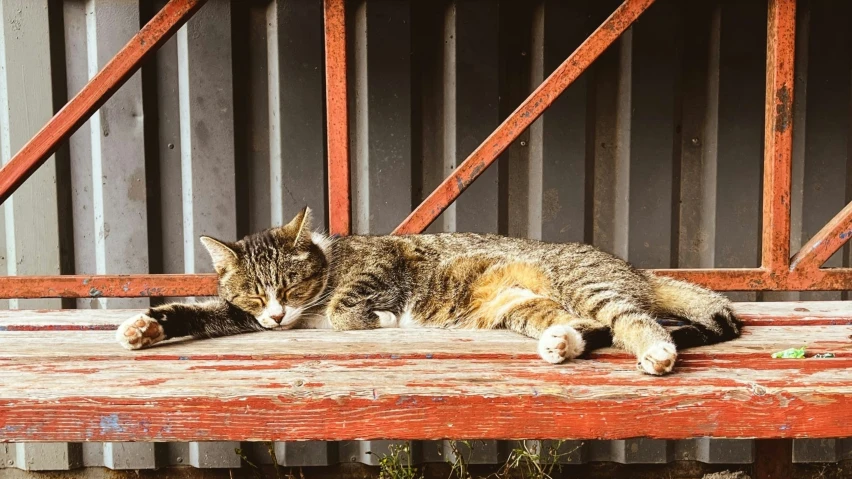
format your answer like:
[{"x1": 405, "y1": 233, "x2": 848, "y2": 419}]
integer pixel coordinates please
[
  {"x1": 714, "y1": 0, "x2": 765, "y2": 301},
  {"x1": 799, "y1": 0, "x2": 850, "y2": 301}
]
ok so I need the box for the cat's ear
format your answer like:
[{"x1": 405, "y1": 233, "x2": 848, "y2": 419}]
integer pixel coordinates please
[
  {"x1": 284, "y1": 206, "x2": 313, "y2": 247},
  {"x1": 199, "y1": 236, "x2": 239, "y2": 274}
]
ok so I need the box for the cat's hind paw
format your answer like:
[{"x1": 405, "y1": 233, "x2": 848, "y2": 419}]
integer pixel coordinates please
[
  {"x1": 538, "y1": 324, "x2": 585, "y2": 364},
  {"x1": 117, "y1": 312, "x2": 165, "y2": 350},
  {"x1": 638, "y1": 341, "x2": 677, "y2": 375}
]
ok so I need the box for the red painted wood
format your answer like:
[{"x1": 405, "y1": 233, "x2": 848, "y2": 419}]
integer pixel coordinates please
[
  {"x1": 2, "y1": 325, "x2": 850, "y2": 361},
  {"x1": 0, "y1": 0, "x2": 206, "y2": 206},
  {"x1": 0, "y1": 274, "x2": 217, "y2": 299},
  {"x1": 2, "y1": 358, "x2": 852, "y2": 441},
  {"x1": 2, "y1": 303, "x2": 850, "y2": 441},
  {"x1": 324, "y1": 0, "x2": 351, "y2": 236}
]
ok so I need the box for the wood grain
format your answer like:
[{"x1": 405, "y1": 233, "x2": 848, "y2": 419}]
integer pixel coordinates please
[
  {"x1": 1, "y1": 302, "x2": 850, "y2": 442},
  {"x1": 1, "y1": 301, "x2": 848, "y2": 329},
  {"x1": 0, "y1": 325, "x2": 849, "y2": 362},
  {"x1": 1, "y1": 356, "x2": 851, "y2": 441}
]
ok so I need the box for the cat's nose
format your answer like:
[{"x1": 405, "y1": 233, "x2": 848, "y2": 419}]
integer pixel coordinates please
[{"x1": 270, "y1": 313, "x2": 285, "y2": 323}]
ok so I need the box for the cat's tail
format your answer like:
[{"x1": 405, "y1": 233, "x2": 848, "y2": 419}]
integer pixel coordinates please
[{"x1": 644, "y1": 273, "x2": 742, "y2": 348}]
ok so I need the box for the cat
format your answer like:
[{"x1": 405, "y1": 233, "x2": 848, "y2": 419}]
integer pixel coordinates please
[{"x1": 117, "y1": 207, "x2": 741, "y2": 375}]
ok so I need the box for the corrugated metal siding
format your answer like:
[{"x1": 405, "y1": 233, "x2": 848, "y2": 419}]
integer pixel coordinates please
[
  {"x1": 8, "y1": 0, "x2": 848, "y2": 297},
  {"x1": 0, "y1": 0, "x2": 851, "y2": 472}
]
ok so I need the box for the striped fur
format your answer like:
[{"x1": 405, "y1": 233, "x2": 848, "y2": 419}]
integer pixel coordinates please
[{"x1": 117, "y1": 207, "x2": 742, "y2": 375}]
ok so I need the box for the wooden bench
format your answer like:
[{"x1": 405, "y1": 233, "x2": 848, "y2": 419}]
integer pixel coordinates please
[{"x1": 1, "y1": 301, "x2": 851, "y2": 443}]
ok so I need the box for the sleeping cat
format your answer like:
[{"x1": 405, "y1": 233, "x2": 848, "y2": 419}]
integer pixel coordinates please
[{"x1": 117, "y1": 207, "x2": 741, "y2": 375}]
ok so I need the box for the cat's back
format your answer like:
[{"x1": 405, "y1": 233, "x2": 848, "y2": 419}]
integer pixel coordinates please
[{"x1": 336, "y1": 232, "x2": 591, "y2": 262}]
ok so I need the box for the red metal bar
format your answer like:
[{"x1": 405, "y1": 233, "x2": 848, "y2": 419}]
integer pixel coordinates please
[
  {"x1": 392, "y1": 0, "x2": 656, "y2": 235},
  {"x1": 760, "y1": 0, "x2": 795, "y2": 272},
  {"x1": 653, "y1": 269, "x2": 773, "y2": 291},
  {"x1": 790, "y1": 201, "x2": 852, "y2": 272},
  {"x1": 0, "y1": 275, "x2": 216, "y2": 299},
  {"x1": 0, "y1": 267, "x2": 850, "y2": 299},
  {"x1": 0, "y1": 0, "x2": 207, "y2": 207},
  {"x1": 324, "y1": 0, "x2": 351, "y2": 235}
]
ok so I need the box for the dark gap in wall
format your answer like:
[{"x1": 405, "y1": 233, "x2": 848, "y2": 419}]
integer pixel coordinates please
[
  {"x1": 670, "y1": 6, "x2": 686, "y2": 270},
  {"x1": 140, "y1": 0, "x2": 164, "y2": 306},
  {"x1": 231, "y1": 0, "x2": 253, "y2": 239},
  {"x1": 583, "y1": 51, "x2": 598, "y2": 247},
  {"x1": 344, "y1": 0, "x2": 357, "y2": 232},
  {"x1": 409, "y1": 0, "x2": 446, "y2": 231},
  {"x1": 47, "y1": 0, "x2": 75, "y2": 309},
  {"x1": 409, "y1": 0, "x2": 426, "y2": 212},
  {"x1": 320, "y1": 11, "x2": 331, "y2": 234},
  {"x1": 497, "y1": 0, "x2": 533, "y2": 237}
]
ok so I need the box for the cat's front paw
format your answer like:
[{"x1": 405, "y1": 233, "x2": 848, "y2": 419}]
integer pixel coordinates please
[
  {"x1": 637, "y1": 341, "x2": 677, "y2": 375},
  {"x1": 116, "y1": 312, "x2": 165, "y2": 350},
  {"x1": 538, "y1": 324, "x2": 585, "y2": 364}
]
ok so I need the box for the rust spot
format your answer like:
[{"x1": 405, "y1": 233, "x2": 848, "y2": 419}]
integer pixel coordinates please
[{"x1": 774, "y1": 85, "x2": 792, "y2": 133}]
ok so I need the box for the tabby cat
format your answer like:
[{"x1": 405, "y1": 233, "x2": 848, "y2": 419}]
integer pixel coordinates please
[{"x1": 117, "y1": 207, "x2": 741, "y2": 375}]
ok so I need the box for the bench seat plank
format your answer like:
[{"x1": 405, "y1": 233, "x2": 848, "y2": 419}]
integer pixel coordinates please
[
  {"x1": 1, "y1": 304, "x2": 851, "y2": 442},
  {"x1": 0, "y1": 325, "x2": 849, "y2": 361},
  {"x1": 1, "y1": 356, "x2": 851, "y2": 441}
]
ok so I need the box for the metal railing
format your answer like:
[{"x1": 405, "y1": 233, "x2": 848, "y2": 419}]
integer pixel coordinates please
[{"x1": 0, "y1": 0, "x2": 848, "y2": 300}]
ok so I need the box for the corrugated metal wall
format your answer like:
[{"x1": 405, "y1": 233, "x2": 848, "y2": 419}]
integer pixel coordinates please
[
  {"x1": 3, "y1": 0, "x2": 851, "y2": 305},
  {"x1": 1, "y1": 0, "x2": 851, "y2": 473}
]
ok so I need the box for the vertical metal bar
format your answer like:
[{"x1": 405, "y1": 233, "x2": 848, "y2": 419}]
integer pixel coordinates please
[
  {"x1": 0, "y1": 0, "x2": 207, "y2": 207},
  {"x1": 324, "y1": 0, "x2": 351, "y2": 235},
  {"x1": 393, "y1": 0, "x2": 656, "y2": 235},
  {"x1": 761, "y1": 0, "x2": 795, "y2": 272}
]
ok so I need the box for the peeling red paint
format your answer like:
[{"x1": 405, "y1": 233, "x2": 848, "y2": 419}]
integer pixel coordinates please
[{"x1": 325, "y1": 0, "x2": 350, "y2": 236}]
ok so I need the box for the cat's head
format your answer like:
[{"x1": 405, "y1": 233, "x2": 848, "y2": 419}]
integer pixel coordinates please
[{"x1": 199, "y1": 207, "x2": 332, "y2": 329}]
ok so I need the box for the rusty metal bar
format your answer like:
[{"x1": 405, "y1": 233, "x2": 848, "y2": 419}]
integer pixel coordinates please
[
  {"x1": 790, "y1": 201, "x2": 852, "y2": 272},
  {"x1": 392, "y1": 0, "x2": 656, "y2": 235},
  {"x1": 654, "y1": 269, "x2": 773, "y2": 291},
  {"x1": 1, "y1": 267, "x2": 851, "y2": 299},
  {"x1": 0, "y1": 0, "x2": 207, "y2": 207},
  {"x1": 760, "y1": 0, "x2": 795, "y2": 272},
  {"x1": 0, "y1": 275, "x2": 216, "y2": 299},
  {"x1": 324, "y1": 0, "x2": 351, "y2": 235}
]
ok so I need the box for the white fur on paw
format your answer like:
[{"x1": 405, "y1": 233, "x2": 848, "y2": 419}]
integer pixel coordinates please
[
  {"x1": 638, "y1": 341, "x2": 677, "y2": 375},
  {"x1": 538, "y1": 325, "x2": 585, "y2": 364},
  {"x1": 116, "y1": 313, "x2": 165, "y2": 350}
]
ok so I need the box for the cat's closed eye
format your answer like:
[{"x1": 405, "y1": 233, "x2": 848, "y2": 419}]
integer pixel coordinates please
[{"x1": 241, "y1": 296, "x2": 265, "y2": 308}]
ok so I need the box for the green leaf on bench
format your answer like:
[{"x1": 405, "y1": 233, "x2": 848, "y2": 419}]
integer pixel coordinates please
[{"x1": 771, "y1": 346, "x2": 806, "y2": 359}]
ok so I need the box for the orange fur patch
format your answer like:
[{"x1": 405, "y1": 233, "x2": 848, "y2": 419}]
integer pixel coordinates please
[{"x1": 467, "y1": 262, "x2": 553, "y2": 328}]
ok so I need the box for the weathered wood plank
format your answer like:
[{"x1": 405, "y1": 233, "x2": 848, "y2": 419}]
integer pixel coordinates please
[
  {"x1": 1, "y1": 357, "x2": 852, "y2": 441},
  {"x1": 0, "y1": 324, "x2": 849, "y2": 361},
  {"x1": 1, "y1": 302, "x2": 847, "y2": 329}
]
